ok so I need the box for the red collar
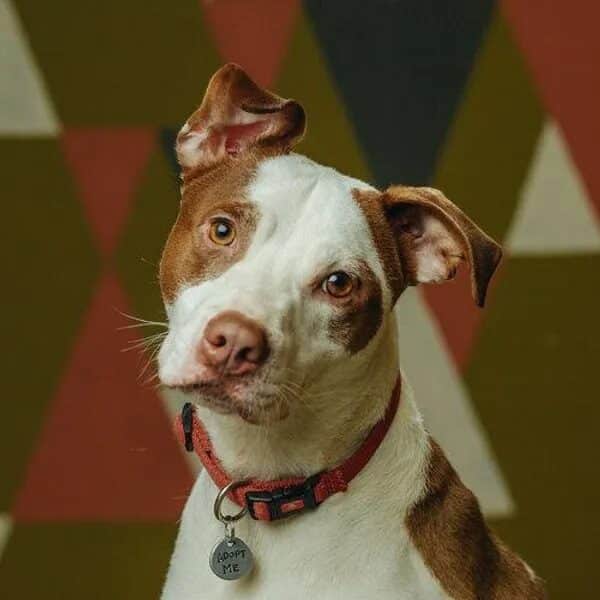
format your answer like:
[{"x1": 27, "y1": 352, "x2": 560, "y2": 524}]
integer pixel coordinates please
[{"x1": 174, "y1": 377, "x2": 401, "y2": 522}]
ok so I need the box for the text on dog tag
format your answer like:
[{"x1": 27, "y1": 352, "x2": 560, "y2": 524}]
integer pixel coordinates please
[{"x1": 209, "y1": 536, "x2": 254, "y2": 581}]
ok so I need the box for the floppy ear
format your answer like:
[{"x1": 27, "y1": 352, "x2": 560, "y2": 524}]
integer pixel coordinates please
[
  {"x1": 382, "y1": 185, "x2": 502, "y2": 307},
  {"x1": 176, "y1": 63, "x2": 305, "y2": 178}
]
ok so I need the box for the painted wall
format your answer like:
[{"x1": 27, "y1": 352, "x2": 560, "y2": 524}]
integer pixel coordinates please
[{"x1": 1, "y1": 1, "x2": 598, "y2": 597}]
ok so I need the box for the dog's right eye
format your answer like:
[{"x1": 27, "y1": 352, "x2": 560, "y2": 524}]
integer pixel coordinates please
[
  {"x1": 322, "y1": 271, "x2": 354, "y2": 298},
  {"x1": 208, "y1": 218, "x2": 236, "y2": 246}
]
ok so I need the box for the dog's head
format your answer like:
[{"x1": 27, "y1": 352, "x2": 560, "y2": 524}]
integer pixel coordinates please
[{"x1": 158, "y1": 64, "x2": 502, "y2": 424}]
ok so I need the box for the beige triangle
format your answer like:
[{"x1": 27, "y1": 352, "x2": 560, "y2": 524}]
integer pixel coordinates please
[
  {"x1": 0, "y1": 0, "x2": 59, "y2": 135},
  {"x1": 395, "y1": 289, "x2": 515, "y2": 518},
  {"x1": 507, "y1": 121, "x2": 600, "y2": 254}
]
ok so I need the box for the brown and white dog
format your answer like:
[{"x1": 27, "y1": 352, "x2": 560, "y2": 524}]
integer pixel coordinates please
[{"x1": 157, "y1": 64, "x2": 546, "y2": 599}]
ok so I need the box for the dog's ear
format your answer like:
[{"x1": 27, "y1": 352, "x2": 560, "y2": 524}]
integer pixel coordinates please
[
  {"x1": 176, "y1": 63, "x2": 305, "y2": 179},
  {"x1": 382, "y1": 185, "x2": 502, "y2": 307}
]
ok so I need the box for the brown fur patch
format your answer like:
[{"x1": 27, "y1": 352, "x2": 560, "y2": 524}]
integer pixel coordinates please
[
  {"x1": 159, "y1": 153, "x2": 260, "y2": 303},
  {"x1": 406, "y1": 440, "x2": 546, "y2": 599},
  {"x1": 352, "y1": 189, "x2": 406, "y2": 303},
  {"x1": 161, "y1": 65, "x2": 307, "y2": 303},
  {"x1": 327, "y1": 262, "x2": 383, "y2": 354}
]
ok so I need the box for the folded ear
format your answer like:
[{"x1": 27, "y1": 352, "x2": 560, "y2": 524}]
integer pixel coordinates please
[
  {"x1": 382, "y1": 186, "x2": 502, "y2": 307},
  {"x1": 176, "y1": 63, "x2": 305, "y2": 178}
]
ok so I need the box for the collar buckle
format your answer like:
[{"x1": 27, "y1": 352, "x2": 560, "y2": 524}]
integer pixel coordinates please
[
  {"x1": 245, "y1": 473, "x2": 321, "y2": 521},
  {"x1": 181, "y1": 402, "x2": 195, "y2": 452}
]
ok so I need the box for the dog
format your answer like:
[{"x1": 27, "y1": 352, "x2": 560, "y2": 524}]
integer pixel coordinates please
[{"x1": 157, "y1": 64, "x2": 546, "y2": 599}]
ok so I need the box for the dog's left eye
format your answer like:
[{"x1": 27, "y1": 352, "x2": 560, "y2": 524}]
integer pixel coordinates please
[
  {"x1": 208, "y1": 218, "x2": 236, "y2": 246},
  {"x1": 322, "y1": 271, "x2": 354, "y2": 298}
]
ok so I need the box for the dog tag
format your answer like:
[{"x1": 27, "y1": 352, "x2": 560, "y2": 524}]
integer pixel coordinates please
[
  {"x1": 209, "y1": 534, "x2": 254, "y2": 580},
  {"x1": 210, "y1": 480, "x2": 254, "y2": 580}
]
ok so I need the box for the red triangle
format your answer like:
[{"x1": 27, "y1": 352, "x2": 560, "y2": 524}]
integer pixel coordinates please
[
  {"x1": 201, "y1": 0, "x2": 300, "y2": 87},
  {"x1": 502, "y1": 1, "x2": 600, "y2": 219},
  {"x1": 13, "y1": 273, "x2": 193, "y2": 522},
  {"x1": 421, "y1": 263, "x2": 503, "y2": 372},
  {"x1": 62, "y1": 128, "x2": 155, "y2": 258}
]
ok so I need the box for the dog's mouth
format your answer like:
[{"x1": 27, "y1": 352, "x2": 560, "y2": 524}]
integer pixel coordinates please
[{"x1": 171, "y1": 378, "x2": 290, "y2": 425}]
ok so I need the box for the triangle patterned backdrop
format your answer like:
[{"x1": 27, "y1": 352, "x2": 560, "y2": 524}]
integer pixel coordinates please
[{"x1": 1, "y1": 1, "x2": 599, "y2": 597}]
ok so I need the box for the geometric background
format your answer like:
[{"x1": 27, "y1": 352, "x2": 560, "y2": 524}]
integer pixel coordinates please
[{"x1": 1, "y1": 1, "x2": 599, "y2": 597}]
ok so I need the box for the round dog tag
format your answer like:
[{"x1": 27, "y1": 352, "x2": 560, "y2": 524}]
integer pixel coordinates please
[{"x1": 209, "y1": 536, "x2": 254, "y2": 580}]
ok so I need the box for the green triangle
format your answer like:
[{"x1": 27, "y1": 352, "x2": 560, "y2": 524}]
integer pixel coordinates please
[
  {"x1": 114, "y1": 141, "x2": 178, "y2": 328},
  {"x1": 466, "y1": 255, "x2": 600, "y2": 597},
  {"x1": 276, "y1": 14, "x2": 372, "y2": 183},
  {"x1": 433, "y1": 10, "x2": 544, "y2": 241},
  {"x1": 0, "y1": 138, "x2": 100, "y2": 510},
  {"x1": 0, "y1": 523, "x2": 176, "y2": 599},
  {"x1": 14, "y1": 0, "x2": 222, "y2": 125}
]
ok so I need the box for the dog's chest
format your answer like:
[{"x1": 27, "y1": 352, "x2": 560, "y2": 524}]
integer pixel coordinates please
[{"x1": 162, "y1": 471, "x2": 449, "y2": 600}]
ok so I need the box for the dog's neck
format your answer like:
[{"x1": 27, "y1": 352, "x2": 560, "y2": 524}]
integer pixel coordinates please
[{"x1": 196, "y1": 316, "x2": 401, "y2": 481}]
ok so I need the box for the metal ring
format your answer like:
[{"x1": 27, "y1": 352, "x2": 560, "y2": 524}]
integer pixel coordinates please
[{"x1": 213, "y1": 480, "x2": 249, "y2": 524}]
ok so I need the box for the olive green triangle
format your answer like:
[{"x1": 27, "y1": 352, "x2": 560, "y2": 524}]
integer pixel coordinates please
[
  {"x1": 14, "y1": 0, "x2": 221, "y2": 125},
  {"x1": 276, "y1": 14, "x2": 372, "y2": 183},
  {"x1": 466, "y1": 255, "x2": 600, "y2": 597},
  {"x1": 0, "y1": 523, "x2": 176, "y2": 599},
  {"x1": 0, "y1": 139, "x2": 99, "y2": 510},
  {"x1": 115, "y1": 143, "x2": 178, "y2": 327},
  {"x1": 433, "y1": 10, "x2": 544, "y2": 241}
]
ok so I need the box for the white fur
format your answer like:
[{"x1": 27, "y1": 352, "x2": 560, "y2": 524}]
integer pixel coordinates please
[
  {"x1": 161, "y1": 376, "x2": 449, "y2": 600},
  {"x1": 159, "y1": 155, "x2": 384, "y2": 392},
  {"x1": 159, "y1": 155, "x2": 451, "y2": 598}
]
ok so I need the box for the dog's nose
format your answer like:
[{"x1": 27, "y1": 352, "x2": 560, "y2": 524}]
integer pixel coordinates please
[{"x1": 197, "y1": 311, "x2": 269, "y2": 376}]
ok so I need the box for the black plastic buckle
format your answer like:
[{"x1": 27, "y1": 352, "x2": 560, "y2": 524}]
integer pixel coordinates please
[
  {"x1": 245, "y1": 473, "x2": 321, "y2": 521},
  {"x1": 181, "y1": 402, "x2": 195, "y2": 452}
]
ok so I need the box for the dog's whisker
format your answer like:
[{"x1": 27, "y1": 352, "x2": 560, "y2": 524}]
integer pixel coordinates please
[
  {"x1": 115, "y1": 309, "x2": 168, "y2": 327},
  {"x1": 278, "y1": 377, "x2": 303, "y2": 390},
  {"x1": 126, "y1": 331, "x2": 167, "y2": 345},
  {"x1": 121, "y1": 336, "x2": 166, "y2": 354},
  {"x1": 141, "y1": 371, "x2": 161, "y2": 388},
  {"x1": 137, "y1": 342, "x2": 163, "y2": 383},
  {"x1": 278, "y1": 382, "x2": 321, "y2": 418},
  {"x1": 122, "y1": 330, "x2": 167, "y2": 347},
  {"x1": 118, "y1": 321, "x2": 169, "y2": 331},
  {"x1": 277, "y1": 381, "x2": 301, "y2": 398}
]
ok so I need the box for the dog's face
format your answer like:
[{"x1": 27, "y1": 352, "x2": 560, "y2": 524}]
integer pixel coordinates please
[{"x1": 158, "y1": 65, "x2": 502, "y2": 424}]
